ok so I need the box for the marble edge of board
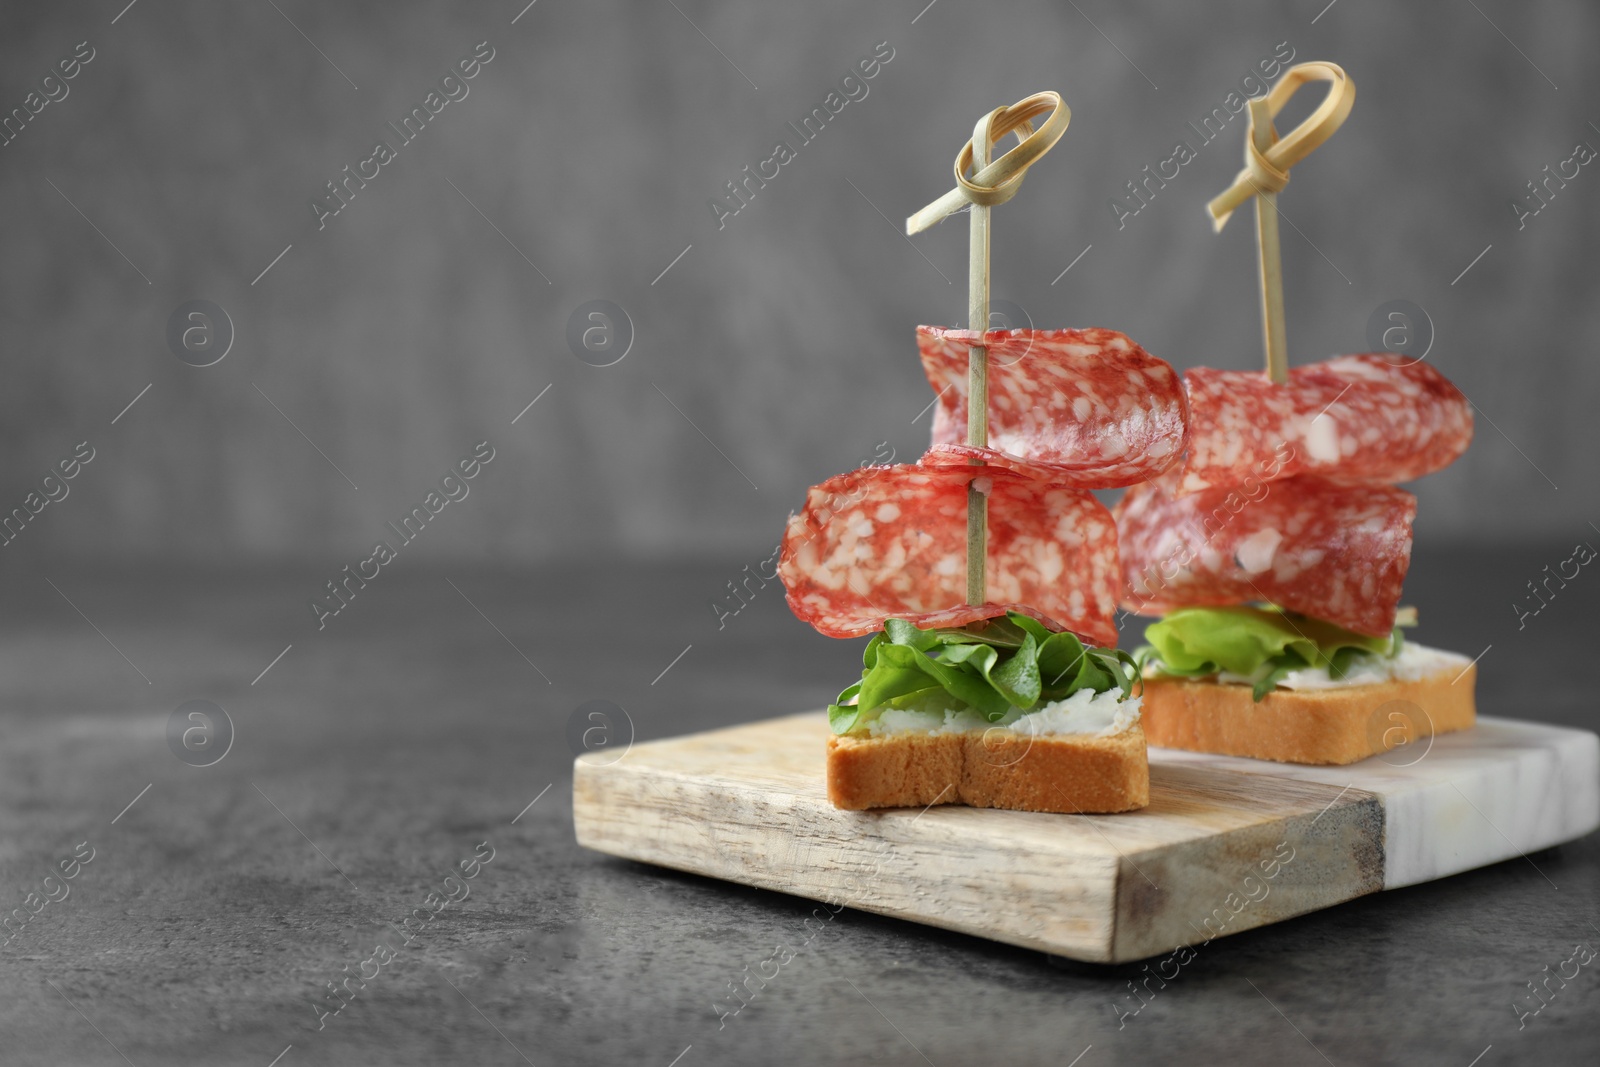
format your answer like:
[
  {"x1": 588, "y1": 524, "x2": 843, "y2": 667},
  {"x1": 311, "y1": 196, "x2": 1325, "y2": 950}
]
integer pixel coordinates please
[{"x1": 1149, "y1": 716, "x2": 1600, "y2": 888}]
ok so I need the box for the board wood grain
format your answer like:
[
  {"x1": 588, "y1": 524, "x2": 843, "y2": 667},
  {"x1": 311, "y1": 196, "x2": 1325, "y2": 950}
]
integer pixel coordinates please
[{"x1": 573, "y1": 712, "x2": 1598, "y2": 962}]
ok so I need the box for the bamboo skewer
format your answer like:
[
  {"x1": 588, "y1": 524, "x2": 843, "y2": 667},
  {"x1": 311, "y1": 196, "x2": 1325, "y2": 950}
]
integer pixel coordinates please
[
  {"x1": 966, "y1": 110, "x2": 993, "y2": 605},
  {"x1": 908, "y1": 92, "x2": 1069, "y2": 607},
  {"x1": 1207, "y1": 62, "x2": 1355, "y2": 383},
  {"x1": 1249, "y1": 97, "x2": 1290, "y2": 385}
]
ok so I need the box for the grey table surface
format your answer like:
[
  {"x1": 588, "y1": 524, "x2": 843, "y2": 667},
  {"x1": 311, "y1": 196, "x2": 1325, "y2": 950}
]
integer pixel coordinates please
[{"x1": 0, "y1": 544, "x2": 1595, "y2": 1067}]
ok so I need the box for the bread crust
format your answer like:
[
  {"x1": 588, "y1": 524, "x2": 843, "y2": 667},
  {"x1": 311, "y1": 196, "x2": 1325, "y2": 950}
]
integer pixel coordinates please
[
  {"x1": 826, "y1": 725, "x2": 1149, "y2": 813},
  {"x1": 1141, "y1": 664, "x2": 1476, "y2": 765}
]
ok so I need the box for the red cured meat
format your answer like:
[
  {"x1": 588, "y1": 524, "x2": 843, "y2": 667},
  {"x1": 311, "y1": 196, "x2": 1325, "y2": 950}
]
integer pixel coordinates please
[
  {"x1": 779, "y1": 463, "x2": 1120, "y2": 646},
  {"x1": 917, "y1": 326, "x2": 1188, "y2": 488},
  {"x1": 1115, "y1": 470, "x2": 1416, "y2": 637},
  {"x1": 1180, "y1": 354, "x2": 1473, "y2": 494}
]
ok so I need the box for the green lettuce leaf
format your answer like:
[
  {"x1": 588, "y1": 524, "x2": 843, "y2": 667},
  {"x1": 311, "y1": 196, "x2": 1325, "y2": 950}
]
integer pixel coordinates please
[
  {"x1": 1140, "y1": 605, "x2": 1407, "y2": 702},
  {"x1": 828, "y1": 613, "x2": 1136, "y2": 735},
  {"x1": 827, "y1": 684, "x2": 864, "y2": 733}
]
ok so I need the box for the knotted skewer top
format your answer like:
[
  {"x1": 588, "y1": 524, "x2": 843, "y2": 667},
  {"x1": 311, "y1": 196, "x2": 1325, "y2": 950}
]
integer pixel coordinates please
[
  {"x1": 906, "y1": 92, "x2": 1071, "y2": 234},
  {"x1": 1206, "y1": 62, "x2": 1354, "y2": 231}
]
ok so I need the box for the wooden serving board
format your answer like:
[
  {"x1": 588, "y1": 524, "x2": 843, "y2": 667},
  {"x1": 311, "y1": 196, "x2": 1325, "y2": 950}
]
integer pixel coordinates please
[{"x1": 572, "y1": 713, "x2": 1600, "y2": 963}]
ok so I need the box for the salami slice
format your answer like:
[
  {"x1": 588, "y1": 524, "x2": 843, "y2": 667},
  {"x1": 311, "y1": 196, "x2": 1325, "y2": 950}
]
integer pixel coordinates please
[
  {"x1": 918, "y1": 326, "x2": 1187, "y2": 488},
  {"x1": 780, "y1": 463, "x2": 1120, "y2": 646},
  {"x1": 1115, "y1": 470, "x2": 1416, "y2": 637},
  {"x1": 1180, "y1": 354, "x2": 1472, "y2": 494}
]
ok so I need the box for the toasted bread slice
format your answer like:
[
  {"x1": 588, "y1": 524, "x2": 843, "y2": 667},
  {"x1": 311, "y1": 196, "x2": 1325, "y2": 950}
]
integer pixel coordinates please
[
  {"x1": 1141, "y1": 663, "x2": 1476, "y2": 765},
  {"x1": 826, "y1": 724, "x2": 1149, "y2": 813}
]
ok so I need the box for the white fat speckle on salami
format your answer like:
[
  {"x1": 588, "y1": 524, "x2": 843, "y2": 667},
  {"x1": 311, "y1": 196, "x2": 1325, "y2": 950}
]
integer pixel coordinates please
[
  {"x1": 1180, "y1": 354, "x2": 1473, "y2": 494},
  {"x1": 779, "y1": 463, "x2": 1120, "y2": 645},
  {"x1": 917, "y1": 326, "x2": 1187, "y2": 487},
  {"x1": 1114, "y1": 470, "x2": 1415, "y2": 636}
]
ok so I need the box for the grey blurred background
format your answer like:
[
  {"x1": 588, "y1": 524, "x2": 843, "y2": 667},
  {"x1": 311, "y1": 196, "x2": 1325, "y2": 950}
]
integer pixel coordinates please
[{"x1": 1, "y1": 0, "x2": 1595, "y2": 571}]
